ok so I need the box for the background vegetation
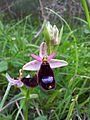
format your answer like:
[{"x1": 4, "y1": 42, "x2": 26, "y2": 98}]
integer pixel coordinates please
[{"x1": 0, "y1": 0, "x2": 90, "y2": 120}]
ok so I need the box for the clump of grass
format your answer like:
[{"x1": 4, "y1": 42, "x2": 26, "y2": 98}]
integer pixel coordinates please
[{"x1": 0, "y1": 12, "x2": 90, "y2": 120}]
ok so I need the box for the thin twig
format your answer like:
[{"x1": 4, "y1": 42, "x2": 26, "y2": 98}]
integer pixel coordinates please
[
  {"x1": 59, "y1": 72, "x2": 90, "y2": 79},
  {"x1": 33, "y1": 100, "x2": 41, "y2": 117},
  {"x1": 16, "y1": 101, "x2": 25, "y2": 120},
  {"x1": 0, "y1": 1, "x2": 18, "y2": 15},
  {"x1": 32, "y1": 0, "x2": 46, "y2": 40},
  {"x1": 0, "y1": 97, "x2": 25, "y2": 112},
  {"x1": 39, "y1": 0, "x2": 45, "y2": 19},
  {"x1": 33, "y1": 0, "x2": 53, "y2": 40},
  {"x1": 0, "y1": 94, "x2": 38, "y2": 112},
  {"x1": 32, "y1": 19, "x2": 45, "y2": 40},
  {"x1": 8, "y1": 14, "x2": 31, "y2": 31},
  {"x1": 76, "y1": 75, "x2": 90, "y2": 79},
  {"x1": 5, "y1": 0, "x2": 16, "y2": 17},
  {"x1": 71, "y1": 74, "x2": 90, "y2": 80}
]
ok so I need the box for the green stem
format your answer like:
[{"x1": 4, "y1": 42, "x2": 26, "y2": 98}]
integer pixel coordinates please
[
  {"x1": 25, "y1": 89, "x2": 30, "y2": 120},
  {"x1": 20, "y1": 87, "x2": 26, "y2": 96},
  {"x1": 81, "y1": 0, "x2": 90, "y2": 31},
  {"x1": 0, "y1": 83, "x2": 11, "y2": 109},
  {"x1": 25, "y1": 99, "x2": 29, "y2": 120}
]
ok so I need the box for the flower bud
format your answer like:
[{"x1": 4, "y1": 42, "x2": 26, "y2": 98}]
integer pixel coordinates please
[
  {"x1": 44, "y1": 21, "x2": 52, "y2": 45},
  {"x1": 44, "y1": 21, "x2": 63, "y2": 54},
  {"x1": 44, "y1": 21, "x2": 61, "y2": 45},
  {"x1": 51, "y1": 25, "x2": 59, "y2": 45}
]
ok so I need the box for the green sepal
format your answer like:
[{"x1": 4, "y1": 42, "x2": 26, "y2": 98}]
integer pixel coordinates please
[{"x1": 44, "y1": 21, "x2": 51, "y2": 55}]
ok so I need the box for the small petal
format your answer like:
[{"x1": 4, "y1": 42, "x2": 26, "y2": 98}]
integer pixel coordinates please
[
  {"x1": 23, "y1": 60, "x2": 41, "y2": 71},
  {"x1": 46, "y1": 22, "x2": 53, "y2": 38},
  {"x1": 13, "y1": 80, "x2": 23, "y2": 88},
  {"x1": 6, "y1": 73, "x2": 16, "y2": 85},
  {"x1": 48, "y1": 52, "x2": 56, "y2": 61},
  {"x1": 6, "y1": 73, "x2": 23, "y2": 87},
  {"x1": 16, "y1": 81, "x2": 24, "y2": 88},
  {"x1": 40, "y1": 42, "x2": 47, "y2": 58},
  {"x1": 30, "y1": 54, "x2": 42, "y2": 62},
  {"x1": 49, "y1": 59, "x2": 68, "y2": 68},
  {"x1": 52, "y1": 25, "x2": 59, "y2": 45}
]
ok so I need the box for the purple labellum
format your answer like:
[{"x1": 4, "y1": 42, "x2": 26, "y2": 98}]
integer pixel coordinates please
[
  {"x1": 42, "y1": 76, "x2": 53, "y2": 83},
  {"x1": 38, "y1": 62, "x2": 56, "y2": 91},
  {"x1": 21, "y1": 74, "x2": 38, "y2": 88}
]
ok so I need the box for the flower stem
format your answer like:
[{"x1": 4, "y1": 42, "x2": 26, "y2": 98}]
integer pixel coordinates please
[
  {"x1": 0, "y1": 83, "x2": 11, "y2": 109},
  {"x1": 25, "y1": 89, "x2": 30, "y2": 120}
]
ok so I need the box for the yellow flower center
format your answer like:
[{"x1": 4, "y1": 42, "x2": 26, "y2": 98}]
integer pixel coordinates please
[
  {"x1": 42, "y1": 56, "x2": 47, "y2": 64},
  {"x1": 19, "y1": 69, "x2": 22, "y2": 80}
]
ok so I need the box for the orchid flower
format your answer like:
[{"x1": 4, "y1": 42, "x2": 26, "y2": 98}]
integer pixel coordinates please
[
  {"x1": 6, "y1": 70, "x2": 23, "y2": 88},
  {"x1": 22, "y1": 42, "x2": 68, "y2": 91},
  {"x1": 6, "y1": 72, "x2": 38, "y2": 88},
  {"x1": 23, "y1": 42, "x2": 68, "y2": 71}
]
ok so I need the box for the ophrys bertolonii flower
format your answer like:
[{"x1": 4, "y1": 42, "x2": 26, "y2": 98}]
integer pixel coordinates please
[{"x1": 22, "y1": 42, "x2": 68, "y2": 91}]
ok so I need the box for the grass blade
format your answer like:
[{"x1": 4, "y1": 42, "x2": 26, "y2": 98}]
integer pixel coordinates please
[
  {"x1": 0, "y1": 83, "x2": 11, "y2": 109},
  {"x1": 88, "y1": 97, "x2": 90, "y2": 119},
  {"x1": 81, "y1": 0, "x2": 90, "y2": 30},
  {"x1": 66, "y1": 96, "x2": 78, "y2": 120},
  {"x1": 15, "y1": 100, "x2": 25, "y2": 120}
]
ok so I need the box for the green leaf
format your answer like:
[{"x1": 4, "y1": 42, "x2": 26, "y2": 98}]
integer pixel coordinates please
[
  {"x1": 88, "y1": 97, "x2": 90, "y2": 119},
  {"x1": 44, "y1": 21, "x2": 51, "y2": 55},
  {"x1": 34, "y1": 115, "x2": 47, "y2": 120},
  {"x1": 0, "y1": 116, "x2": 12, "y2": 120},
  {"x1": 76, "y1": 101, "x2": 81, "y2": 118},
  {"x1": 20, "y1": 87, "x2": 27, "y2": 96},
  {"x1": 46, "y1": 90, "x2": 60, "y2": 108},
  {"x1": 0, "y1": 83, "x2": 11, "y2": 109},
  {"x1": 44, "y1": 21, "x2": 51, "y2": 44},
  {"x1": 30, "y1": 94, "x2": 38, "y2": 99},
  {"x1": 15, "y1": 100, "x2": 25, "y2": 120},
  {"x1": 0, "y1": 61, "x2": 8, "y2": 73},
  {"x1": 61, "y1": 96, "x2": 71, "y2": 117},
  {"x1": 25, "y1": 89, "x2": 30, "y2": 120},
  {"x1": 20, "y1": 88, "x2": 38, "y2": 99},
  {"x1": 59, "y1": 25, "x2": 64, "y2": 45},
  {"x1": 66, "y1": 100, "x2": 75, "y2": 120},
  {"x1": 66, "y1": 96, "x2": 78, "y2": 120},
  {"x1": 0, "y1": 21, "x2": 4, "y2": 30}
]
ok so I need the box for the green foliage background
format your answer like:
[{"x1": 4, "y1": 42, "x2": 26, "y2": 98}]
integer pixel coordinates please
[{"x1": 0, "y1": 1, "x2": 90, "y2": 120}]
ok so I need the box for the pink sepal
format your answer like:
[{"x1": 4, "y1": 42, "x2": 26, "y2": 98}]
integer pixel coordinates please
[
  {"x1": 30, "y1": 54, "x2": 42, "y2": 62},
  {"x1": 49, "y1": 59, "x2": 68, "y2": 68},
  {"x1": 6, "y1": 73, "x2": 23, "y2": 88},
  {"x1": 48, "y1": 52, "x2": 56, "y2": 61},
  {"x1": 39, "y1": 42, "x2": 47, "y2": 58},
  {"x1": 23, "y1": 60, "x2": 41, "y2": 71}
]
